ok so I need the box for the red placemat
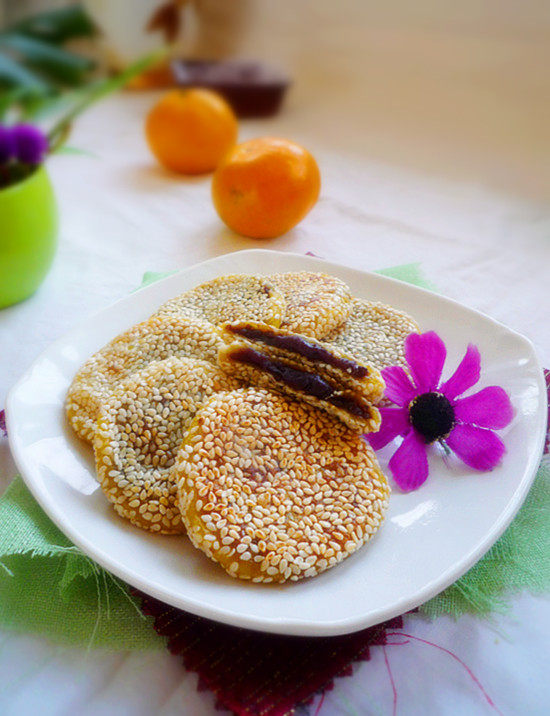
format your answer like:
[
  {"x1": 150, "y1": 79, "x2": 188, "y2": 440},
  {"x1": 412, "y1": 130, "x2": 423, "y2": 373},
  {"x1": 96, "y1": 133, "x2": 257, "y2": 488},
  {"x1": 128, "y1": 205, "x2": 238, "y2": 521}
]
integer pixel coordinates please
[{"x1": 135, "y1": 589, "x2": 403, "y2": 716}]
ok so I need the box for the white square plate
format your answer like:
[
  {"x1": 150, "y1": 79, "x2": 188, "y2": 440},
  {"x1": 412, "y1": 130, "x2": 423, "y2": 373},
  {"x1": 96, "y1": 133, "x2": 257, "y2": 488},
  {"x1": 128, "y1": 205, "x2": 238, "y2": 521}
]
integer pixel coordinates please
[{"x1": 6, "y1": 250, "x2": 547, "y2": 636}]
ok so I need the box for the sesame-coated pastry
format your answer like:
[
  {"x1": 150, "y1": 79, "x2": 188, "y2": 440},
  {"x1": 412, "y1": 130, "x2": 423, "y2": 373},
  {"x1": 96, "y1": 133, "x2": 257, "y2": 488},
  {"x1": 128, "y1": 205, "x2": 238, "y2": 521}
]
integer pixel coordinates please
[
  {"x1": 66, "y1": 315, "x2": 225, "y2": 443},
  {"x1": 155, "y1": 274, "x2": 286, "y2": 327},
  {"x1": 324, "y1": 299, "x2": 419, "y2": 370},
  {"x1": 218, "y1": 321, "x2": 384, "y2": 433},
  {"x1": 176, "y1": 388, "x2": 390, "y2": 582},
  {"x1": 268, "y1": 271, "x2": 352, "y2": 338},
  {"x1": 94, "y1": 357, "x2": 241, "y2": 534}
]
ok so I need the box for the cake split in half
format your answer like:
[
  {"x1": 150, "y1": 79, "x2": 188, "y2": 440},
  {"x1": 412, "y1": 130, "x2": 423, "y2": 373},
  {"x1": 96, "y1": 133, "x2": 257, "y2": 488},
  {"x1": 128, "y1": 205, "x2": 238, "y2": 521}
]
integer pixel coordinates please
[{"x1": 218, "y1": 321, "x2": 385, "y2": 433}]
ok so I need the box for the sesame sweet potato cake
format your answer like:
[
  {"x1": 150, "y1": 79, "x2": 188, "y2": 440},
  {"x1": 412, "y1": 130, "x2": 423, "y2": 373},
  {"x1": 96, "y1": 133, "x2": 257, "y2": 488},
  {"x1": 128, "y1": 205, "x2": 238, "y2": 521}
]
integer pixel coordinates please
[
  {"x1": 94, "y1": 357, "x2": 240, "y2": 534},
  {"x1": 324, "y1": 299, "x2": 419, "y2": 370},
  {"x1": 176, "y1": 388, "x2": 390, "y2": 582},
  {"x1": 268, "y1": 271, "x2": 352, "y2": 338},
  {"x1": 155, "y1": 274, "x2": 286, "y2": 327},
  {"x1": 67, "y1": 314, "x2": 224, "y2": 443}
]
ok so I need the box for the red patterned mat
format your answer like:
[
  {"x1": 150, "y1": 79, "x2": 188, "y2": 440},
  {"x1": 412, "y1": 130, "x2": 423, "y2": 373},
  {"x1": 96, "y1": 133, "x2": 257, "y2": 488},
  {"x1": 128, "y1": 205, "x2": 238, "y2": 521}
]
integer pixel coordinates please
[{"x1": 135, "y1": 590, "x2": 403, "y2": 716}]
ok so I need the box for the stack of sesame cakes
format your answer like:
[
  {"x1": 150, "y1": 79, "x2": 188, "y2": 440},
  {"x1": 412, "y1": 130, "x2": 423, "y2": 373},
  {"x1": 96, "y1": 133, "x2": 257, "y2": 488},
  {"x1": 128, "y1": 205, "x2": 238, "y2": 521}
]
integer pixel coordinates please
[{"x1": 66, "y1": 271, "x2": 419, "y2": 583}]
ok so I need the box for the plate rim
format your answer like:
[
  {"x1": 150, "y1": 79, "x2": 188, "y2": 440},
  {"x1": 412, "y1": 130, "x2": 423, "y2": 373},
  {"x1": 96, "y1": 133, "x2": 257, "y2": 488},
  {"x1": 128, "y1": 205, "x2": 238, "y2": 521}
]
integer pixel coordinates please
[{"x1": 6, "y1": 249, "x2": 548, "y2": 636}]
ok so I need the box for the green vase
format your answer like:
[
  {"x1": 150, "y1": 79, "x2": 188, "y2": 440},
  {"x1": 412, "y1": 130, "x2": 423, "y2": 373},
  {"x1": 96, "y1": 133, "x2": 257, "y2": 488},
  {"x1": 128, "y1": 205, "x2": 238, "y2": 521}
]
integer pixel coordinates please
[{"x1": 0, "y1": 165, "x2": 58, "y2": 309}]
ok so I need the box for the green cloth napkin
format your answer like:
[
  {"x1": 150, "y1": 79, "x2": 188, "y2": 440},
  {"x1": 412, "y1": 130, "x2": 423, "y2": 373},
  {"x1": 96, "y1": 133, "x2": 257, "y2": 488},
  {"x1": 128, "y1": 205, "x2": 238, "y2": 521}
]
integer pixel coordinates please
[
  {"x1": 421, "y1": 461, "x2": 550, "y2": 618},
  {"x1": 0, "y1": 478, "x2": 163, "y2": 650},
  {"x1": 0, "y1": 263, "x2": 548, "y2": 649}
]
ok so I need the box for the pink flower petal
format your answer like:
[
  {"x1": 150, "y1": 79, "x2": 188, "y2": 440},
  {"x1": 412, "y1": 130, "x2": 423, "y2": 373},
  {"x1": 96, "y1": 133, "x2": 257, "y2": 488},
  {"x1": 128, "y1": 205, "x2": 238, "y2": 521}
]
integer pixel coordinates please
[
  {"x1": 381, "y1": 366, "x2": 417, "y2": 407},
  {"x1": 368, "y1": 406, "x2": 410, "y2": 450},
  {"x1": 454, "y1": 386, "x2": 514, "y2": 430},
  {"x1": 388, "y1": 429, "x2": 429, "y2": 491},
  {"x1": 440, "y1": 344, "x2": 480, "y2": 400},
  {"x1": 404, "y1": 332, "x2": 447, "y2": 393},
  {"x1": 446, "y1": 423, "x2": 506, "y2": 471}
]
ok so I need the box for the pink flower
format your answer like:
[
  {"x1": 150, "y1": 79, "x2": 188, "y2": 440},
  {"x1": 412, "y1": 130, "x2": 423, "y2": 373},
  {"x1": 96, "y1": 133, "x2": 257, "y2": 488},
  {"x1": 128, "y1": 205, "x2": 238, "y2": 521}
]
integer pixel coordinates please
[{"x1": 367, "y1": 332, "x2": 514, "y2": 491}]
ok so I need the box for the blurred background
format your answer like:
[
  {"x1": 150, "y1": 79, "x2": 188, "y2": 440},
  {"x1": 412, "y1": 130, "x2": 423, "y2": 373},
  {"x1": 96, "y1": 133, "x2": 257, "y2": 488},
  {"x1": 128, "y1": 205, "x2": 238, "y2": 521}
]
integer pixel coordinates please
[{"x1": 1, "y1": 0, "x2": 549, "y2": 200}]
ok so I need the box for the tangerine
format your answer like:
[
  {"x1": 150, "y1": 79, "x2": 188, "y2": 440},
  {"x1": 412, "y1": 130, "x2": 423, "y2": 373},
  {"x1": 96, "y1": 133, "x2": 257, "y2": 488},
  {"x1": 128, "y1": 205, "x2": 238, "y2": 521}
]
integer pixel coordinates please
[
  {"x1": 145, "y1": 89, "x2": 238, "y2": 175},
  {"x1": 211, "y1": 137, "x2": 321, "y2": 239}
]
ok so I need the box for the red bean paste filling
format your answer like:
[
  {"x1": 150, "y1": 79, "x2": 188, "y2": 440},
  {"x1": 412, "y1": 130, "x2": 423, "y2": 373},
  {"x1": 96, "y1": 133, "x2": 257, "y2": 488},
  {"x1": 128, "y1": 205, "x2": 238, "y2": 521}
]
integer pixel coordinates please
[
  {"x1": 229, "y1": 346, "x2": 372, "y2": 420},
  {"x1": 226, "y1": 324, "x2": 369, "y2": 378}
]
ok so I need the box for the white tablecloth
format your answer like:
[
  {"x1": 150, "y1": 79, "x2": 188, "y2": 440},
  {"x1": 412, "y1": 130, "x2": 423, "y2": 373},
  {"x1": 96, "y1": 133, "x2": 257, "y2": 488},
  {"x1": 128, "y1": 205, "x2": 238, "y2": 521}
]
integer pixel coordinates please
[{"x1": 0, "y1": 93, "x2": 548, "y2": 715}]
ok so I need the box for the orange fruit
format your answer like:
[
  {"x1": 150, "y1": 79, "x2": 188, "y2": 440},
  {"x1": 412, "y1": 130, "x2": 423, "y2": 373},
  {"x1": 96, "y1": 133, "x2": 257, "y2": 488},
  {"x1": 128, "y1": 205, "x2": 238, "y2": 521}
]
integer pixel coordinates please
[
  {"x1": 145, "y1": 89, "x2": 238, "y2": 175},
  {"x1": 127, "y1": 61, "x2": 174, "y2": 90},
  {"x1": 211, "y1": 137, "x2": 321, "y2": 239}
]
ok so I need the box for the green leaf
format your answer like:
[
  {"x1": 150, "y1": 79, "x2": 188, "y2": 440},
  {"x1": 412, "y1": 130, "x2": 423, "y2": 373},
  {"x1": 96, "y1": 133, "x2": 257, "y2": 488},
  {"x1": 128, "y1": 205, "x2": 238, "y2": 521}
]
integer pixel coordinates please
[
  {"x1": 0, "y1": 34, "x2": 95, "y2": 85},
  {"x1": 8, "y1": 6, "x2": 96, "y2": 45},
  {"x1": 0, "y1": 5, "x2": 97, "y2": 117},
  {"x1": 21, "y1": 85, "x2": 86, "y2": 121},
  {"x1": 18, "y1": 92, "x2": 62, "y2": 121},
  {"x1": 0, "y1": 87, "x2": 25, "y2": 119},
  {"x1": 0, "y1": 52, "x2": 51, "y2": 93},
  {"x1": 56, "y1": 145, "x2": 98, "y2": 158}
]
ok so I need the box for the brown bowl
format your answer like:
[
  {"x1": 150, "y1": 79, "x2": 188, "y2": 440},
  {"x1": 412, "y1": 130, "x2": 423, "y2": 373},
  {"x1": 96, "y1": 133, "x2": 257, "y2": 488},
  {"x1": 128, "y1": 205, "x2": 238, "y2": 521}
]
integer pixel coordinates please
[{"x1": 171, "y1": 59, "x2": 290, "y2": 118}]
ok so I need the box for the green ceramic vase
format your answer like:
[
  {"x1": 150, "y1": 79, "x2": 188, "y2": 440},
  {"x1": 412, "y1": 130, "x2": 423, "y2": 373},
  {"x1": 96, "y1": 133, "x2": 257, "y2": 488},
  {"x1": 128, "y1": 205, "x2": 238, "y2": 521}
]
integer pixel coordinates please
[{"x1": 0, "y1": 166, "x2": 58, "y2": 309}]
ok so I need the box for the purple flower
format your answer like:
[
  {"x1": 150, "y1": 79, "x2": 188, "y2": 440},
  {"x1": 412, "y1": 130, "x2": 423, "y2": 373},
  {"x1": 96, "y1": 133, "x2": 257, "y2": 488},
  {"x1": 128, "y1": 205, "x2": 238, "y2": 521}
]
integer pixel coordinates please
[
  {"x1": 12, "y1": 124, "x2": 48, "y2": 165},
  {"x1": 367, "y1": 331, "x2": 514, "y2": 491},
  {"x1": 0, "y1": 125, "x2": 15, "y2": 164}
]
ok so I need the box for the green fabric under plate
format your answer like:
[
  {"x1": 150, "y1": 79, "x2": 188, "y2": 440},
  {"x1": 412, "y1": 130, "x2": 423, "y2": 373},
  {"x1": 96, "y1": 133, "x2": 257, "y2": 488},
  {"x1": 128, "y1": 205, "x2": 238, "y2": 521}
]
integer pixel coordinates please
[
  {"x1": 0, "y1": 262, "x2": 548, "y2": 649},
  {"x1": 0, "y1": 478, "x2": 164, "y2": 650},
  {"x1": 421, "y1": 461, "x2": 550, "y2": 618}
]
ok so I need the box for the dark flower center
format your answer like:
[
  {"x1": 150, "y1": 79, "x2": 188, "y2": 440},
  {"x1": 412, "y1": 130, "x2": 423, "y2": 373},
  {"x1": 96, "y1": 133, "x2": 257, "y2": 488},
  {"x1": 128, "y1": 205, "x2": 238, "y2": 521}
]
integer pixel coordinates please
[{"x1": 408, "y1": 392, "x2": 455, "y2": 444}]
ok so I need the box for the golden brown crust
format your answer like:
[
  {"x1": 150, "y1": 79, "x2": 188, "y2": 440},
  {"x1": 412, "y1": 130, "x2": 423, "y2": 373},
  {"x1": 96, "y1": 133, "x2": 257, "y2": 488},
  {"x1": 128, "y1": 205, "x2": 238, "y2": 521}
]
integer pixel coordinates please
[{"x1": 176, "y1": 388, "x2": 390, "y2": 582}]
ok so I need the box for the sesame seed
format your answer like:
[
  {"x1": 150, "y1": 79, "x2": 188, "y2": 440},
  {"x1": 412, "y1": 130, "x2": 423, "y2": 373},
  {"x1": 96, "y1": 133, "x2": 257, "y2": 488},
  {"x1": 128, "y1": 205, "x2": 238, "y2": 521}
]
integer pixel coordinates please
[{"x1": 324, "y1": 299, "x2": 419, "y2": 371}]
